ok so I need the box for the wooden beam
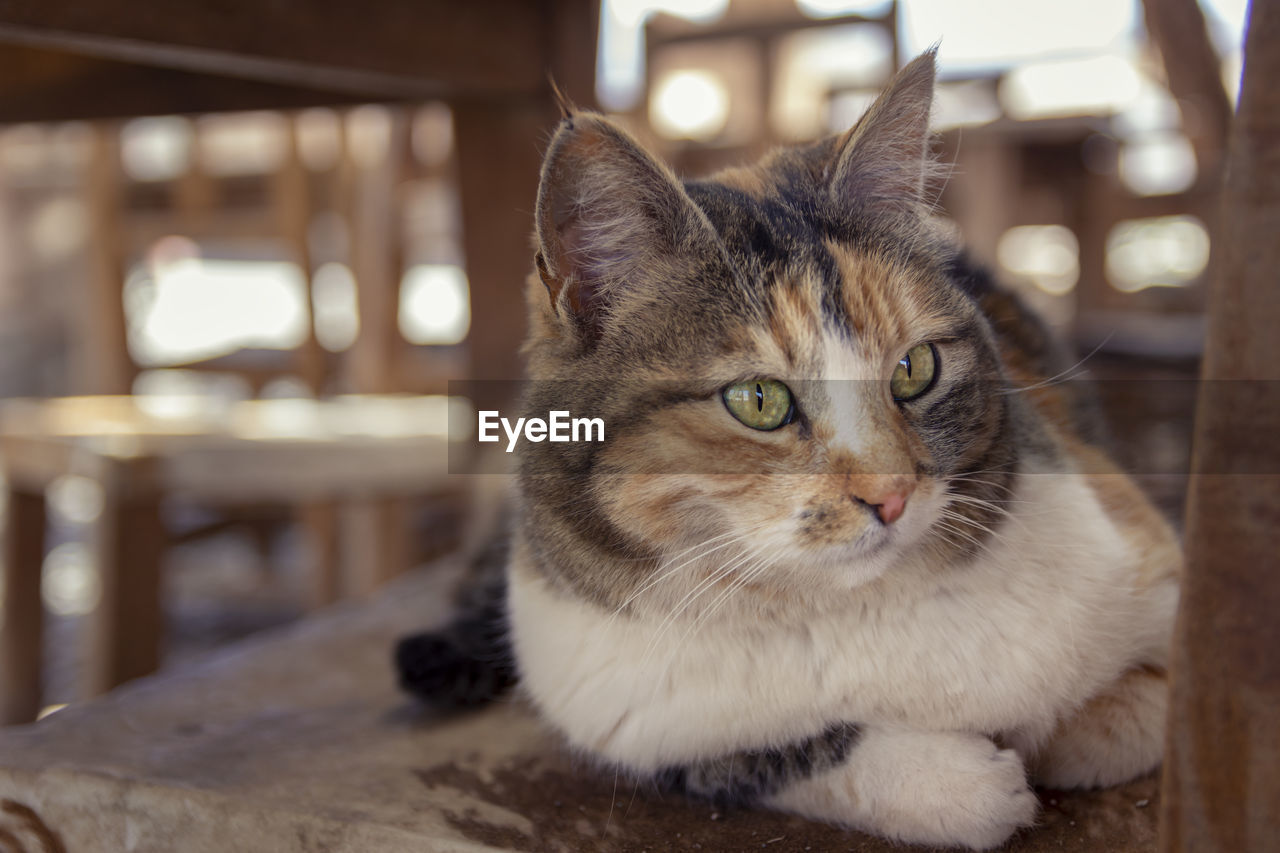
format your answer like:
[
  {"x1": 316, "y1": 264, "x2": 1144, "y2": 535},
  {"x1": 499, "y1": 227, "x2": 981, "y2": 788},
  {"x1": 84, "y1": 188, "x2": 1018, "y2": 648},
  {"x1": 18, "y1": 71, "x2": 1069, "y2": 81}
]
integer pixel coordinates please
[
  {"x1": 1159, "y1": 0, "x2": 1280, "y2": 848},
  {"x1": 0, "y1": 0, "x2": 552, "y2": 100},
  {"x1": 0, "y1": 44, "x2": 390, "y2": 122}
]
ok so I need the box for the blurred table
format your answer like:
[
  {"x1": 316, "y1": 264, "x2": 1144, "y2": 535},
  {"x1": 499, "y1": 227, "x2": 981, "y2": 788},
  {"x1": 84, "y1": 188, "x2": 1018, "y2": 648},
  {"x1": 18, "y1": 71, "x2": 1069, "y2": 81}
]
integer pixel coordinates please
[{"x1": 0, "y1": 394, "x2": 465, "y2": 724}]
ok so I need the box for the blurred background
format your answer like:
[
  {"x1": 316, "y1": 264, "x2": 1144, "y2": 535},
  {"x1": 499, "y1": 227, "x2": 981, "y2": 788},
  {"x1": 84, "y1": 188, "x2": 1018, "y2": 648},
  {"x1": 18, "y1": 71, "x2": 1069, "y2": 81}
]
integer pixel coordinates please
[{"x1": 0, "y1": 0, "x2": 1245, "y2": 723}]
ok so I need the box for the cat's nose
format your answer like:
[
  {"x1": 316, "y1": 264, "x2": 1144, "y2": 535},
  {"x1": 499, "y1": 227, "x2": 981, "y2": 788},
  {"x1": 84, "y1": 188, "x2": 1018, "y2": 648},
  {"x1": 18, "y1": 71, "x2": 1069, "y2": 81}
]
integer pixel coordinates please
[
  {"x1": 850, "y1": 476, "x2": 915, "y2": 524},
  {"x1": 874, "y1": 493, "x2": 908, "y2": 525}
]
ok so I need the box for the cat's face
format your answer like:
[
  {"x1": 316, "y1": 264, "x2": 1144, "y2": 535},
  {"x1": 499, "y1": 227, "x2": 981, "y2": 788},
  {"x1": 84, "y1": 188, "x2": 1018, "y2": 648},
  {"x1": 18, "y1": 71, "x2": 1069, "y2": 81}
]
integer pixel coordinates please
[
  {"x1": 520, "y1": 50, "x2": 1020, "y2": 605},
  {"x1": 587, "y1": 252, "x2": 1008, "y2": 593}
]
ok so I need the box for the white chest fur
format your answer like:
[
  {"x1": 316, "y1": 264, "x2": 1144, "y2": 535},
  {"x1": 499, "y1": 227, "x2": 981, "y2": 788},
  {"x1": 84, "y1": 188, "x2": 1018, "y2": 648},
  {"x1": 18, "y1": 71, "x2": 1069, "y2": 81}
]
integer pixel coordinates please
[{"x1": 508, "y1": 472, "x2": 1178, "y2": 773}]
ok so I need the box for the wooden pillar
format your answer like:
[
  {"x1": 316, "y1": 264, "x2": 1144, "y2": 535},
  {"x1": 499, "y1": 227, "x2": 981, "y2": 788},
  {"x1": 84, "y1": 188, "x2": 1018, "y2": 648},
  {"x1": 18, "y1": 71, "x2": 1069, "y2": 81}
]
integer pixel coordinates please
[
  {"x1": 83, "y1": 470, "x2": 165, "y2": 696},
  {"x1": 453, "y1": 0, "x2": 598, "y2": 413},
  {"x1": 275, "y1": 115, "x2": 327, "y2": 394},
  {"x1": 299, "y1": 502, "x2": 340, "y2": 608},
  {"x1": 82, "y1": 123, "x2": 135, "y2": 396},
  {"x1": 1159, "y1": 2, "x2": 1280, "y2": 848},
  {"x1": 342, "y1": 497, "x2": 409, "y2": 598},
  {"x1": 451, "y1": 97, "x2": 546, "y2": 405},
  {"x1": 345, "y1": 109, "x2": 409, "y2": 395},
  {"x1": 0, "y1": 485, "x2": 47, "y2": 725}
]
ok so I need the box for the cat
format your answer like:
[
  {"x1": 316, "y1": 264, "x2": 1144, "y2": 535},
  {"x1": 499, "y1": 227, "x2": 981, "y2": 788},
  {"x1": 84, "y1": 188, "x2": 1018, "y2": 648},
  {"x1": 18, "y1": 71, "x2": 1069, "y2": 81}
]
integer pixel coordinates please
[{"x1": 396, "y1": 48, "x2": 1181, "y2": 850}]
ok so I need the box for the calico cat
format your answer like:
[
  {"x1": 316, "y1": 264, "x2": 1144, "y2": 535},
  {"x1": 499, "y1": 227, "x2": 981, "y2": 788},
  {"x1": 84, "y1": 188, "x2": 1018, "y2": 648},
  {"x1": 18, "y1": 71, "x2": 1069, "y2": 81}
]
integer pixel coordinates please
[{"x1": 396, "y1": 49, "x2": 1181, "y2": 850}]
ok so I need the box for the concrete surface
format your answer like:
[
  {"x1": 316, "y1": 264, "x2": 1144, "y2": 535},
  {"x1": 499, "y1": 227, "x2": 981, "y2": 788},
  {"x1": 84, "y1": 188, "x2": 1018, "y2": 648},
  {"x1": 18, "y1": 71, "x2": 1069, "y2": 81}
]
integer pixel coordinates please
[{"x1": 0, "y1": 558, "x2": 1160, "y2": 851}]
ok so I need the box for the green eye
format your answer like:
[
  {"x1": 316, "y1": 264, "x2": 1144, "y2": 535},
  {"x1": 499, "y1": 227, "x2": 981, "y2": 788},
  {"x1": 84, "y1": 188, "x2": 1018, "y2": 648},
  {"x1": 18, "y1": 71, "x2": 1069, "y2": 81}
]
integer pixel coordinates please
[
  {"x1": 891, "y1": 343, "x2": 938, "y2": 401},
  {"x1": 723, "y1": 379, "x2": 793, "y2": 430}
]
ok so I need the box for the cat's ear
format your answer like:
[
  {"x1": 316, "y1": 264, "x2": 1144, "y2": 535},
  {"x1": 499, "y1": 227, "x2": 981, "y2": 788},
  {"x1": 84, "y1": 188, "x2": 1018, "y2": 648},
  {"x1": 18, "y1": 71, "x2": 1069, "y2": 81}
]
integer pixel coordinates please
[
  {"x1": 534, "y1": 112, "x2": 716, "y2": 343},
  {"x1": 826, "y1": 48, "x2": 938, "y2": 222}
]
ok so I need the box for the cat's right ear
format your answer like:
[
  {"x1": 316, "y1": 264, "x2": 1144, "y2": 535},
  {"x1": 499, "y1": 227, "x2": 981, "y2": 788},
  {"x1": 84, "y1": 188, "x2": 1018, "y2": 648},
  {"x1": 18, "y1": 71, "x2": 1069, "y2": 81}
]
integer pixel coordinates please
[
  {"x1": 825, "y1": 48, "x2": 939, "y2": 225},
  {"x1": 534, "y1": 113, "x2": 717, "y2": 345}
]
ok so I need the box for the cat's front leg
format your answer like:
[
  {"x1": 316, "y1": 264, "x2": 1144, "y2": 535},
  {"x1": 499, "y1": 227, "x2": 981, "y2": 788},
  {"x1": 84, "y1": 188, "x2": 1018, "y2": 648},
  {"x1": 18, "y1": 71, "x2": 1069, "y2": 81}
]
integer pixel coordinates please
[{"x1": 765, "y1": 725, "x2": 1038, "y2": 850}]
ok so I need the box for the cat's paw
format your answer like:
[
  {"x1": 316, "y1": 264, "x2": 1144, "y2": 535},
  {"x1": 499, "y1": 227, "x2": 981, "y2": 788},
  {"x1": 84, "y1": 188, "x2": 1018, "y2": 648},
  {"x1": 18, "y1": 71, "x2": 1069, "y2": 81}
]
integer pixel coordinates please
[
  {"x1": 394, "y1": 629, "x2": 516, "y2": 710},
  {"x1": 898, "y1": 740, "x2": 1039, "y2": 850},
  {"x1": 769, "y1": 728, "x2": 1037, "y2": 850}
]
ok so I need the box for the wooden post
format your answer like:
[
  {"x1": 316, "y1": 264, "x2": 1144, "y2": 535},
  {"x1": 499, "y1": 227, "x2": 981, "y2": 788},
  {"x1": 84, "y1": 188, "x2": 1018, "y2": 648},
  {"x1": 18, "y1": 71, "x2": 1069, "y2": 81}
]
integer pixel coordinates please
[
  {"x1": 452, "y1": 97, "x2": 546, "y2": 401},
  {"x1": 299, "y1": 502, "x2": 340, "y2": 608},
  {"x1": 82, "y1": 123, "x2": 135, "y2": 395},
  {"x1": 83, "y1": 470, "x2": 165, "y2": 696},
  {"x1": 1159, "y1": 1, "x2": 1280, "y2": 848},
  {"x1": 345, "y1": 108, "x2": 409, "y2": 394},
  {"x1": 342, "y1": 497, "x2": 409, "y2": 598},
  {"x1": 0, "y1": 485, "x2": 47, "y2": 725},
  {"x1": 276, "y1": 114, "x2": 328, "y2": 393},
  {"x1": 453, "y1": 0, "x2": 599, "y2": 413}
]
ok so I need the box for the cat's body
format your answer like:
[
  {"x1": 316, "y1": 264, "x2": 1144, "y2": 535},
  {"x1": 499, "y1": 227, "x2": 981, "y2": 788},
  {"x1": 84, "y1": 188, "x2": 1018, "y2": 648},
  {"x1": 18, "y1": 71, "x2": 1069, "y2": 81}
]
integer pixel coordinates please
[{"x1": 397, "y1": 51, "x2": 1181, "y2": 850}]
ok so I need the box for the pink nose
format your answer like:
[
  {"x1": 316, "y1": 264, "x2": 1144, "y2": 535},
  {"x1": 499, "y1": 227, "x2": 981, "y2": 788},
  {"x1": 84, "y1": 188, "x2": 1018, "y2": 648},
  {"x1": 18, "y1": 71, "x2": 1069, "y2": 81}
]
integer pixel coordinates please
[{"x1": 874, "y1": 493, "x2": 908, "y2": 525}]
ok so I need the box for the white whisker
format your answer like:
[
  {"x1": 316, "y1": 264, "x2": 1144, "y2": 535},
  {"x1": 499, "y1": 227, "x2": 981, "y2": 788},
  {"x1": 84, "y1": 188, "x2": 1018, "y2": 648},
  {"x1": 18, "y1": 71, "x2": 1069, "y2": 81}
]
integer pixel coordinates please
[
  {"x1": 997, "y1": 332, "x2": 1114, "y2": 396},
  {"x1": 608, "y1": 530, "x2": 749, "y2": 621}
]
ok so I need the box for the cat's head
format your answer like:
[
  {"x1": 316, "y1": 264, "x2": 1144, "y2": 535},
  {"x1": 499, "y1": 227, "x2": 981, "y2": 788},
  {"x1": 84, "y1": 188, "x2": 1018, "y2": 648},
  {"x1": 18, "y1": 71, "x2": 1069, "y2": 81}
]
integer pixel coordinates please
[{"x1": 519, "y1": 50, "x2": 1029, "y2": 606}]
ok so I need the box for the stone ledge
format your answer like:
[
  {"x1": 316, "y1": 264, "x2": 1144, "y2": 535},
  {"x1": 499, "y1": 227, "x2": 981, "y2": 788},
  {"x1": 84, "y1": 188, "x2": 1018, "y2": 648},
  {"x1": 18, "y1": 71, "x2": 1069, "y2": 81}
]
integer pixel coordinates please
[{"x1": 0, "y1": 558, "x2": 1159, "y2": 851}]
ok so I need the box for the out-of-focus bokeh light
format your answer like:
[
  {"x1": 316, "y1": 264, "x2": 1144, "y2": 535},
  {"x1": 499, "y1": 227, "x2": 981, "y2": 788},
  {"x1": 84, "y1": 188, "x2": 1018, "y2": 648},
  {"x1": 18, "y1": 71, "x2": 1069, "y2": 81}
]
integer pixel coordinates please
[
  {"x1": 1111, "y1": 78, "x2": 1183, "y2": 139},
  {"x1": 651, "y1": 69, "x2": 732, "y2": 140},
  {"x1": 312, "y1": 262, "x2": 361, "y2": 352},
  {"x1": 1119, "y1": 134, "x2": 1198, "y2": 196},
  {"x1": 346, "y1": 106, "x2": 393, "y2": 169},
  {"x1": 598, "y1": 0, "x2": 729, "y2": 110},
  {"x1": 121, "y1": 116, "x2": 192, "y2": 181},
  {"x1": 47, "y1": 475, "x2": 105, "y2": 526},
  {"x1": 1106, "y1": 216, "x2": 1210, "y2": 293},
  {"x1": 197, "y1": 112, "x2": 286, "y2": 176},
  {"x1": 1000, "y1": 55, "x2": 1143, "y2": 120},
  {"x1": 28, "y1": 196, "x2": 87, "y2": 261},
  {"x1": 296, "y1": 108, "x2": 342, "y2": 171},
  {"x1": 399, "y1": 264, "x2": 470, "y2": 346},
  {"x1": 902, "y1": 0, "x2": 1137, "y2": 71},
  {"x1": 773, "y1": 24, "x2": 891, "y2": 139},
  {"x1": 42, "y1": 542, "x2": 101, "y2": 617},
  {"x1": 998, "y1": 225, "x2": 1080, "y2": 296},
  {"x1": 932, "y1": 81, "x2": 1003, "y2": 130},
  {"x1": 412, "y1": 104, "x2": 455, "y2": 169},
  {"x1": 795, "y1": 0, "x2": 891, "y2": 18},
  {"x1": 126, "y1": 243, "x2": 309, "y2": 366}
]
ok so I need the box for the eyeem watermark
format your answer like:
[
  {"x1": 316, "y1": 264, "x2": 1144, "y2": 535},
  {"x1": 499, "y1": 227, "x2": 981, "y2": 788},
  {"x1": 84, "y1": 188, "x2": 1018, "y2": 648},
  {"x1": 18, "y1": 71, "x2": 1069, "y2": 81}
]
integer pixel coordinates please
[{"x1": 478, "y1": 410, "x2": 605, "y2": 452}]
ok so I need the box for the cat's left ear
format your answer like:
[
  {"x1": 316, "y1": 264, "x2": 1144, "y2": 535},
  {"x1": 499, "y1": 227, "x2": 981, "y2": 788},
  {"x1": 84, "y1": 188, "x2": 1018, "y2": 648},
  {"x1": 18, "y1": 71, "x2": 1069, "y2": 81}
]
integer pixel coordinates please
[
  {"x1": 826, "y1": 48, "x2": 938, "y2": 223},
  {"x1": 533, "y1": 111, "x2": 721, "y2": 345}
]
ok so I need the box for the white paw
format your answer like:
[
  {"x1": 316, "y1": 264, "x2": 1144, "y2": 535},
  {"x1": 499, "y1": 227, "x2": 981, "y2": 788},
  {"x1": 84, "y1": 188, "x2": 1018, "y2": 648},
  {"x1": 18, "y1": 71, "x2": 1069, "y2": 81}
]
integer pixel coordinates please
[
  {"x1": 911, "y1": 737, "x2": 1039, "y2": 845},
  {"x1": 890, "y1": 741, "x2": 1038, "y2": 850},
  {"x1": 769, "y1": 729, "x2": 1037, "y2": 850}
]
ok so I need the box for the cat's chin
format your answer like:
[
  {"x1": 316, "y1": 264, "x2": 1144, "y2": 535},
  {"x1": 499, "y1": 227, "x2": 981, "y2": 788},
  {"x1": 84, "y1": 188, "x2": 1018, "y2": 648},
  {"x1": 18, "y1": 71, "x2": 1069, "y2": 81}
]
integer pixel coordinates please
[{"x1": 793, "y1": 537, "x2": 901, "y2": 591}]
